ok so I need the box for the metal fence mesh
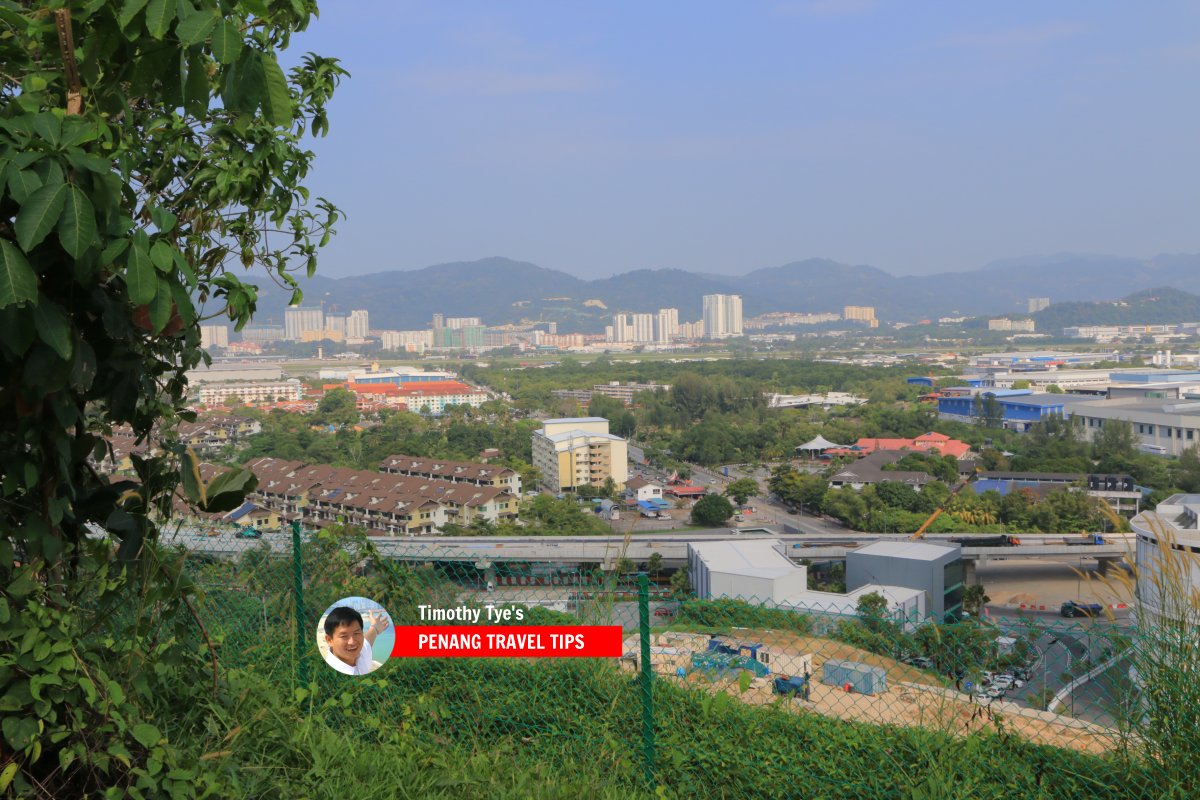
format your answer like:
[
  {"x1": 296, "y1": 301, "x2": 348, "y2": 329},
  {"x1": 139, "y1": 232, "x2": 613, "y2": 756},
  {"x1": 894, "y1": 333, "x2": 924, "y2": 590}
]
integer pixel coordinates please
[{"x1": 166, "y1": 523, "x2": 1179, "y2": 798}]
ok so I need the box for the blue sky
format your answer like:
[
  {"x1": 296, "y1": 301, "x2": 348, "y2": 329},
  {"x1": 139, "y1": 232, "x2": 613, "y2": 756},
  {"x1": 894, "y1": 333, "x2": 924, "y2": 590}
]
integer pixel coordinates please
[{"x1": 289, "y1": 1, "x2": 1200, "y2": 279}]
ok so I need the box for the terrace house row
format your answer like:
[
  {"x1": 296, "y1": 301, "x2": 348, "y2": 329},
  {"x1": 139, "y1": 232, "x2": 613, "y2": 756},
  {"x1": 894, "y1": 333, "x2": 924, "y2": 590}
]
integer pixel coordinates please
[
  {"x1": 245, "y1": 457, "x2": 519, "y2": 535},
  {"x1": 378, "y1": 455, "x2": 521, "y2": 494}
]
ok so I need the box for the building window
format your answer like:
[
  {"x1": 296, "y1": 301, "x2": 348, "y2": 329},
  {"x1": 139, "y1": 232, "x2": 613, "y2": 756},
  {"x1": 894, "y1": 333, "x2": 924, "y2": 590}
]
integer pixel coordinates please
[{"x1": 1189, "y1": 431, "x2": 1195, "y2": 441}]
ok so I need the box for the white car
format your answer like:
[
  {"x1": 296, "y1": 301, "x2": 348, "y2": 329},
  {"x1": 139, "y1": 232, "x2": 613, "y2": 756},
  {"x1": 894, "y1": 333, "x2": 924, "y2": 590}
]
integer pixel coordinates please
[{"x1": 989, "y1": 676, "x2": 1014, "y2": 691}]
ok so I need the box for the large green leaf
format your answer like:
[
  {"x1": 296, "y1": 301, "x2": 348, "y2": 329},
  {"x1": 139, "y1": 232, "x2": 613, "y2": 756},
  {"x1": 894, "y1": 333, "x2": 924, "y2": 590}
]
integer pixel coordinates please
[
  {"x1": 126, "y1": 244, "x2": 157, "y2": 305},
  {"x1": 0, "y1": 241, "x2": 37, "y2": 308},
  {"x1": 33, "y1": 300, "x2": 72, "y2": 361},
  {"x1": 183, "y1": 52, "x2": 210, "y2": 117},
  {"x1": 57, "y1": 186, "x2": 97, "y2": 258},
  {"x1": 179, "y1": 448, "x2": 204, "y2": 506},
  {"x1": 259, "y1": 52, "x2": 294, "y2": 127},
  {"x1": 200, "y1": 466, "x2": 259, "y2": 513},
  {"x1": 144, "y1": 0, "x2": 174, "y2": 40},
  {"x1": 5, "y1": 167, "x2": 41, "y2": 203},
  {"x1": 176, "y1": 6, "x2": 216, "y2": 45},
  {"x1": 15, "y1": 181, "x2": 67, "y2": 251},
  {"x1": 149, "y1": 241, "x2": 174, "y2": 272},
  {"x1": 148, "y1": 280, "x2": 172, "y2": 331},
  {"x1": 117, "y1": 0, "x2": 149, "y2": 30},
  {"x1": 211, "y1": 18, "x2": 243, "y2": 65}
]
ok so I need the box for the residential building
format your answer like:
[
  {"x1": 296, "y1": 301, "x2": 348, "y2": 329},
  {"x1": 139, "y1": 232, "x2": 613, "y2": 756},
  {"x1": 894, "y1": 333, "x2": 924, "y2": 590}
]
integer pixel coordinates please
[
  {"x1": 379, "y1": 330, "x2": 434, "y2": 353},
  {"x1": 531, "y1": 417, "x2": 628, "y2": 491},
  {"x1": 347, "y1": 310, "x2": 369, "y2": 339},
  {"x1": 988, "y1": 318, "x2": 1036, "y2": 332},
  {"x1": 285, "y1": 306, "x2": 324, "y2": 341},
  {"x1": 624, "y1": 476, "x2": 665, "y2": 504},
  {"x1": 676, "y1": 320, "x2": 705, "y2": 339},
  {"x1": 655, "y1": 308, "x2": 679, "y2": 342},
  {"x1": 1027, "y1": 297, "x2": 1051, "y2": 313},
  {"x1": 200, "y1": 325, "x2": 229, "y2": 349},
  {"x1": 329, "y1": 365, "x2": 456, "y2": 385},
  {"x1": 240, "y1": 325, "x2": 285, "y2": 343},
  {"x1": 242, "y1": 457, "x2": 518, "y2": 535},
  {"x1": 843, "y1": 306, "x2": 879, "y2": 328},
  {"x1": 325, "y1": 315, "x2": 347, "y2": 336},
  {"x1": 198, "y1": 379, "x2": 303, "y2": 405},
  {"x1": 702, "y1": 294, "x2": 744, "y2": 338},
  {"x1": 745, "y1": 312, "x2": 841, "y2": 329},
  {"x1": 379, "y1": 455, "x2": 520, "y2": 494},
  {"x1": 191, "y1": 361, "x2": 284, "y2": 384}
]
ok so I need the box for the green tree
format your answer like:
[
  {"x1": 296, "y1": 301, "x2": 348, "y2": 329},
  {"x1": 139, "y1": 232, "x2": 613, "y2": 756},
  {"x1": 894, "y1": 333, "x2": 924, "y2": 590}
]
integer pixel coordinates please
[
  {"x1": 973, "y1": 393, "x2": 1005, "y2": 429},
  {"x1": 1046, "y1": 384, "x2": 1064, "y2": 394},
  {"x1": 856, "y1": 591, "x2": 890, "y2": 632},
  {"x1": 317, "y1": 387, "x2": 360, "y2": 425},
  {"x1": 1093, "y1": 418, "x2": 1137, "y2": 463},
  {"x1": 669, "y1": 568, "x2": 693, "y2": 599},
  {"x1": 691, "y1": 494, "x2": 735, "y2": 526},
  {"x1": 1011, "y1": 379, "x2": 1031, "y2": 390},
  {"x1": 962, "y1": 584, "x2": 990, "y2": 617},
  {"x1": 587, "y1": 393, "x2": 625, "y2": 420},
  {"x1": 647, "y1": 552, "x2": 663, "y2": 581},
  {"x1": 725, "y1": 477, "x2": 760, "y2": 506},
  {"x1": 0, "y1": 2, "x2": 343, "y2": 795}
]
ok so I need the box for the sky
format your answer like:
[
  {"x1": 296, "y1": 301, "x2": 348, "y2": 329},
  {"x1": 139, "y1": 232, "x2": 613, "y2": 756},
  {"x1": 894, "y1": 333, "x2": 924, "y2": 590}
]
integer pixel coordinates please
[{"x1": 288, "y1": 1, "x2": 1200, "y2": 279}]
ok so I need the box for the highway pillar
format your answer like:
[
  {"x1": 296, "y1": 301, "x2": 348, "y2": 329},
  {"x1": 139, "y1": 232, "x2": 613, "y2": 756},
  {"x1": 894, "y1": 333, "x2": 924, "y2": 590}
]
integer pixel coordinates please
[
  {"x1": 474, "y1": 560, "x2": 496, "y2": 588},
  {"x1": 1097, "y1": 557, "x2": 1117, "y2": 577},
  {"x1": 963, "y1": 559, "x2": 977, "y2": 587}
]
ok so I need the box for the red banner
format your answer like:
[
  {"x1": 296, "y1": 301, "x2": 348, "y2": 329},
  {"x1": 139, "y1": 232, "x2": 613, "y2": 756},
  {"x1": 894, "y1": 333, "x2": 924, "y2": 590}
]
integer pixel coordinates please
[{"x1": 391, "y1": 625, "x2": 624, "y2": 658}]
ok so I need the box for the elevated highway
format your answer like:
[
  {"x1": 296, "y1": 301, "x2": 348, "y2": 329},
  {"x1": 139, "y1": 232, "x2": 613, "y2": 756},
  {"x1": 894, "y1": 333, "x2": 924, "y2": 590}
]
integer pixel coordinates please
[{"x1": 164, "y1": 527, "x2": 1132, "y2": 571}]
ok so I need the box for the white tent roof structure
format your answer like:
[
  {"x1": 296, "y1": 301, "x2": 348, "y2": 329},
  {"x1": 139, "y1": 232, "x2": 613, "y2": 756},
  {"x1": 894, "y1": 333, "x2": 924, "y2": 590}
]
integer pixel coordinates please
[{"x1": 796, "y1": 435, "x2": 846, "y2": 452}]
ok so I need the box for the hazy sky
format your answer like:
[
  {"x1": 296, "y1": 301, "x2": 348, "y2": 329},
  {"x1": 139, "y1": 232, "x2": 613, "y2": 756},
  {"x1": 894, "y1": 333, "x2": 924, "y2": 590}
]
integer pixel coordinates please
[{"x1": 290, "y1": 1, "x2": 1200, "y2": 279}]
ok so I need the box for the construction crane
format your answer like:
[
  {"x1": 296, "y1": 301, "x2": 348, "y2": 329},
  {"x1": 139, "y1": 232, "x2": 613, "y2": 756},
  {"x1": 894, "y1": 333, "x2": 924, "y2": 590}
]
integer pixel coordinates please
[{"x1": 910, "y1": 469, "x2": 978, "y2": 540}]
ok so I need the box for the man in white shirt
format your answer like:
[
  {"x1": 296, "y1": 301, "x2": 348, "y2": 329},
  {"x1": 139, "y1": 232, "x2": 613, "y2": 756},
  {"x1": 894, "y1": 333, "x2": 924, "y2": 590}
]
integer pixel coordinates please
[{"x1": 322, "y1": 606, "x2": 390, "y2": 675}]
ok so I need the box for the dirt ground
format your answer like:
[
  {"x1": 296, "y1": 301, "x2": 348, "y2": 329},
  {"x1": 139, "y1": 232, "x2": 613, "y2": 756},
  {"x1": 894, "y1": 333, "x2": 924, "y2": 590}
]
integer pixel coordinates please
[
  {"x1": 976, "y1": 557, "x2": 1136, "y2": 609},
  {"x1": 624, "y1": 628, "x2": 1118, "y2": 754}
]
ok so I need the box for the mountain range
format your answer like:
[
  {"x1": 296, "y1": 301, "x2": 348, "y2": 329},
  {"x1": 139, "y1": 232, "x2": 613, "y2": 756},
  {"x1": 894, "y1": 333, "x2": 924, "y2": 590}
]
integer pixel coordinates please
[{"x1": 246, "y1": 253, "x2": 1200, "y2": 333}]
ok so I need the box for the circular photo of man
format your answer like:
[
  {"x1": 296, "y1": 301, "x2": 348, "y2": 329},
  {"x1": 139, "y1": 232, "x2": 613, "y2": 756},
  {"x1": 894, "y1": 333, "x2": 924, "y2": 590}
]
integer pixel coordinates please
[{"x1": 317, "y1": 597, "x2": 393, "y2": 676}]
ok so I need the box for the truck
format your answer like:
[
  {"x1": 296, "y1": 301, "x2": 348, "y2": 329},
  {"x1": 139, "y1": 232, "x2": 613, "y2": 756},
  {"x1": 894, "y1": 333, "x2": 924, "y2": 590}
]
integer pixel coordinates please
[
  {"x1": 947, "y1": 534, "x2": 1021, "y2": 547},
  {"x1": 1061, "y1": 601, "x2": 1105, "y2": 618},
  {"x1": 1064, "y1": 534, "x2": 1106, "y2": 545}
]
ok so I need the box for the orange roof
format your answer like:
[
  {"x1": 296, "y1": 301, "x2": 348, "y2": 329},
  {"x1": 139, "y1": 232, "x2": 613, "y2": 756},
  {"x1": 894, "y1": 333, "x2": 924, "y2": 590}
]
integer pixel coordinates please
[{"x1": 827, "y1": 432, "x2": 970, "y2": 459}]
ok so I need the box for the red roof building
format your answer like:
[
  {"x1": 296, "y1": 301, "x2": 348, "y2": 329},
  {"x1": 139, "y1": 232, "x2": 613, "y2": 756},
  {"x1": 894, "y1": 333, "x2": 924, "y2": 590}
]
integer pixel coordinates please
[{"x1": 824, "y1": 431, "x2": 971, "y2": 460}]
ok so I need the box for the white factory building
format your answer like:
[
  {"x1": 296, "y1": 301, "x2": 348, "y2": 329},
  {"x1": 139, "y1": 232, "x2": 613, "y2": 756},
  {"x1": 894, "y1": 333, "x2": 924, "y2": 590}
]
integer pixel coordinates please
[
  {"x1": 687, "y1": 539, "x2": 926, "y2": 629},
  {"x1": 1131, "y1": 495, "x2": 1200, "y2": 628}
]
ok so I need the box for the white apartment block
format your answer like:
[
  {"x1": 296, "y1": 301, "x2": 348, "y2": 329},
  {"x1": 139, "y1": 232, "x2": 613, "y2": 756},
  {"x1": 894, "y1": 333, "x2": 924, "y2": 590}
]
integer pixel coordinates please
[
  {"x1": 347, "y1": 310, "x2": 369, "y2": 339},
  {"x1": 655, "y1": 308, "x2": 679, "y2": 342},
  {"x1": 198, "y1": 380, "x2": 302, "y2": 405},
  {"x1": 380, "y1": 330, "x2": 434, "y2": 353},
  {"x1": 1027, "y1": 297, "x2": 1050, "y2": 313},
  {"x1": 988, "y1": 318, "x2": 1036, "y2": 332},
  {"x1": 200, "y1": 325, "x2": 229, "y2": 349},
  {"x1": 703, "y1": 294, "x2": 743, "y2": 338},
  {"x1": 285, "y1": 306, "x2": 324, "y2": 340},
  {"x1": 532, "y1": 417, "x2": 628, "y2": 491}
]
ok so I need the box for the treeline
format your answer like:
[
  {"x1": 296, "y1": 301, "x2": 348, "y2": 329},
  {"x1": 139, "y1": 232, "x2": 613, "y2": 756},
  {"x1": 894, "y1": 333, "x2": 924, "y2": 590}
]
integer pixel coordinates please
[{"x1": 237, "y1": 407, "x2": 543, "y2": 486}]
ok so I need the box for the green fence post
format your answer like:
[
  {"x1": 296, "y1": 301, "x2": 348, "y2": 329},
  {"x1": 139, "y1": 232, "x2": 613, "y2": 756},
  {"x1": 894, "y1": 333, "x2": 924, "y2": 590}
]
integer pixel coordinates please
[
  {"x1": 638, "y1": 572, "x2": 656, "y2": 788},
  {"x1": 292, "y1": 520, "x2": 309, "y2": 690}
]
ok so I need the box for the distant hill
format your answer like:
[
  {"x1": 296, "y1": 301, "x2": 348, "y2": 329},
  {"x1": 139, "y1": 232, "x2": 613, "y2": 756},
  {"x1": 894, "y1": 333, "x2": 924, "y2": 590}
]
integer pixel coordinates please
[
  {"x1": 247, "y1": 253, "x2": 1200, "y2": 331},
  {"x1": 1033, "y1": 287, "x2": 1200, "y2": 331}
]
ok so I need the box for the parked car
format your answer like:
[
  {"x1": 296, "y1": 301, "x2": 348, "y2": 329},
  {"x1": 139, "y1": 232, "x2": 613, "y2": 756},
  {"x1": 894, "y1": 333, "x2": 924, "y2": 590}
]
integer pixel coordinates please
[
  {"x1": 235, "y1": 527, "x2": 262, "y2": 539},
  {"x1": 653, "y1": 608, "x2": 675, "y2": 617}
]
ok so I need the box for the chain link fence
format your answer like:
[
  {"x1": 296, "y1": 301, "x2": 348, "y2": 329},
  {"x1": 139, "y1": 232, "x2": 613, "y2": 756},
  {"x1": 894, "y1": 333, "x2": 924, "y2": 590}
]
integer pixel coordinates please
[{"x1": 166, "y1": 522, "x2": 1180, "y2": 798}]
